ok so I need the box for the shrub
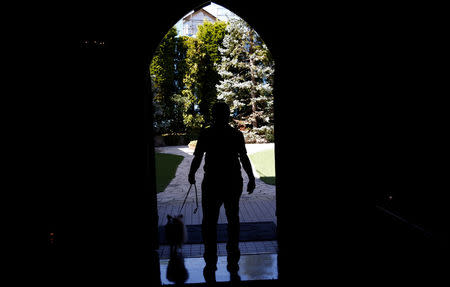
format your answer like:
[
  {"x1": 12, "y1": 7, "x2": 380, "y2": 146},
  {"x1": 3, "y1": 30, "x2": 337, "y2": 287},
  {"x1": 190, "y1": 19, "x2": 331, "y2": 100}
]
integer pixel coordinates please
[
  {"x1": 185, "y1": 126, "x2": 202, "y2": 143},
  {"x1": 265, "y1": 126, "x2": 275, "y2": 143},
  {"x1": 242, "y1": 125, "x2": 274, "y2": 143},
  {"x1": 243, "y1": 130, "x2": 266, "y2": 144},
  {"x1": 162, "y1": 133, "x2": 188, "y2": 146}
]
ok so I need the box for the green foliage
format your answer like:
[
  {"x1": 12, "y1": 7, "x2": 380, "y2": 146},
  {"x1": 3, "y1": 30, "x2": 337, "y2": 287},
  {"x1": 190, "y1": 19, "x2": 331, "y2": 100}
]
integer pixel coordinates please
[
  {"x1": 150, "y1": 27, "x2": 177, "y2": 102},
  {"x1": 243, "y1": 125, "x2": 275, "y2": 143},
  {"x1": 183, "y1": 113, "x2": 204, "y2": 135},
  {"x1": 161, "y1": 134, "x2": 188, "y2": 146},
  {"x1": 150, "y1": 18, "x2": 275, "y2": 143},
  {"x1": 182, "y1": 20, "x2": 227, "y2": 130},
  {"x1": 265, "y1": 126, "x2": 275, "y2": 143},
  {"x1": 150, "y1": 27, "x2": 185, "y2": 135},
  {"x1": 181, "y1": 37, "x2": 206, "y2": 132},
  {"x1": 196, "y1": 20, "x2": 227, "y2": 65},
  {"x1": 216, "y1": 18, "x2": 275, "y2": 141},
  {"x1": 151, "y1": 22, "x2": 227, "y2": 137}
]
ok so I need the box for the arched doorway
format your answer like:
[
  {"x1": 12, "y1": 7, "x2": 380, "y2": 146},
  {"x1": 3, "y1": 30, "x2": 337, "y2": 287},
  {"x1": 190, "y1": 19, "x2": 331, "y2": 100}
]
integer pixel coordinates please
[{"x1": 149, "y1": 2, "x2": 278, "y2": 284}]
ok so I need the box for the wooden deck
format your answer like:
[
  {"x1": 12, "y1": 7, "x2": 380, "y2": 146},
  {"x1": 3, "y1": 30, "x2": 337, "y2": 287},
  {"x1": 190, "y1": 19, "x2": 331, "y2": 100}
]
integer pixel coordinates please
[{"x1": 157, "y1": 199, "x2": 278, "y2": 259}]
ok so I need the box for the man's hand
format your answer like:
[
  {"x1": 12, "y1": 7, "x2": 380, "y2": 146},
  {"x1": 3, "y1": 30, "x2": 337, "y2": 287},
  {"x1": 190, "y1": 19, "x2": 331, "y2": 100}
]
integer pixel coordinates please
[
  {"x1": 188, "y1": 172, "x2": 196, "y2": 184},
  {"x1": 247, "y1": 178, "x2": 256, "y2": 194},
  {"x1": 188, "y1": 154, "x2": 202, "y2": 185}
]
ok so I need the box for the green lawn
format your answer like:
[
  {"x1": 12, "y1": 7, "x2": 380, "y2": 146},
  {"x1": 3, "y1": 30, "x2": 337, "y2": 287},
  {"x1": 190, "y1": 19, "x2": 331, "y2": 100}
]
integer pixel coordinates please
[
  {"x1": 155, "y1": 152, "x2": 184, "y2": 193},
  {"x1": 248, "y1": 149, "x2": 276, "y2": 185}
]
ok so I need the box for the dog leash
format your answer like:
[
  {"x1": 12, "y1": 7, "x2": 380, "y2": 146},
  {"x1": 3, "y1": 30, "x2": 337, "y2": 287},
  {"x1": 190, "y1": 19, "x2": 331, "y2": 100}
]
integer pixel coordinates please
[{"x1": 179, "y1": 183, "x2": 199, "y2": 214}]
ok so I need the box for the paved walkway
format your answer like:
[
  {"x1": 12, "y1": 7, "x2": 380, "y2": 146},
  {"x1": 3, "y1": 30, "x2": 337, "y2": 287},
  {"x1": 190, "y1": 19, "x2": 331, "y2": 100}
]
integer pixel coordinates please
[
  {"x1": 155, "y1": 144, "x2": 276, "y2": 205},
  {"x1": 155, "y1": 144, "x2": 278, "y2": 258}
]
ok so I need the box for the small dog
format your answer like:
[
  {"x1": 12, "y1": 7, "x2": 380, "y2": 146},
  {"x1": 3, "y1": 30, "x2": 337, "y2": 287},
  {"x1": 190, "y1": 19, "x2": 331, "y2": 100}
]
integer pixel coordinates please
[
  {"x1": 165, "y1": 214, "x2": 189, "y2": 284},
  {"x1": 165, "y1": 214, "x2": 188, "y2": 255}
]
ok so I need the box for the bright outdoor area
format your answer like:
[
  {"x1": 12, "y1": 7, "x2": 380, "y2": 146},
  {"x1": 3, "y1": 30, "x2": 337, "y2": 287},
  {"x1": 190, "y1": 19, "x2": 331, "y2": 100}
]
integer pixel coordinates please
[
  {"x1": 151, "y1": 2, "x2": 277, "y2": 284},
  {"x1": 151, "y1": 2, "x2": 275, "y2": 189}
]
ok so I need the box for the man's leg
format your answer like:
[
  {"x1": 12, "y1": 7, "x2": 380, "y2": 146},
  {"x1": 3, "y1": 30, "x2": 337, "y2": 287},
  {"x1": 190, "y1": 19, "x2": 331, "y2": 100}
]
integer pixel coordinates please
[
  {"x1": 224, "y1": 192, "x2": 242, "y2": 273},
  {"x1": 201, "y1": 181, "x2": 222, "y2": 274}
]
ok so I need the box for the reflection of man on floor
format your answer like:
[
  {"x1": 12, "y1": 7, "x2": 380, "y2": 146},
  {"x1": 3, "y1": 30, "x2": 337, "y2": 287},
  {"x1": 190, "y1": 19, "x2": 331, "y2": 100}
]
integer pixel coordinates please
[{"x1": 188, "y1": 102, "x2": 256, "y2": 283}]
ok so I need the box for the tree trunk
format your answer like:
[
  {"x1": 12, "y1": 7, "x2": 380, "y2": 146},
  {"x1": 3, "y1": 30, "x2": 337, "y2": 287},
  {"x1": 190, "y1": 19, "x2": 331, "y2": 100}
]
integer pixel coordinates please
[{"x1": 249, "y1": 32, "x2": 258, "y2": 128}]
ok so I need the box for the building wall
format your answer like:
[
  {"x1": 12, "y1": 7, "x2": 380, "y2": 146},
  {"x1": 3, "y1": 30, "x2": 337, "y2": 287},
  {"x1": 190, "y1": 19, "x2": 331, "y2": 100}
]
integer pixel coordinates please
[{"x1": 182, "y1": 11, "x2": 216, "y2": 37}]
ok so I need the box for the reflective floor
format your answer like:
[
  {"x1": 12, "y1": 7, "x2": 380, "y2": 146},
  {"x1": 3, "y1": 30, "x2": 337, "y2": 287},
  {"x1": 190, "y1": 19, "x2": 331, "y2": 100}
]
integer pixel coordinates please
[
  {"x1": 158, "y1": 241, "x2": 278, "y2": 259},
  {"x1": 160, "y1": 253, "x2": 278, "y2": 285}
]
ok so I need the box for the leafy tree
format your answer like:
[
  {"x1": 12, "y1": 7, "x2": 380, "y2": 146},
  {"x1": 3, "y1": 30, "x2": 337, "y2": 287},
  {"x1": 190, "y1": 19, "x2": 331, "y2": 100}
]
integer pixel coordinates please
[
  {"x1": 181, "y1": 37, "x2": 208, "y2": 136},
  {"x1": 182, "y1": 20, "x2": 227, "y2": 134},
  {"x1": 216, "y1": 18, "x2": 274, "y2": 142},
  {"x1": 195, "y1": 20, "x2": 227, "y2": 126},
  {"x1": 150, "y1": 27, "x2": 185, "y2": 135},
  {"x1": 150, "y1": 21, "x2": 227, "y2": 138},
  {"x1": 196, "y1": 20, "x2": 227, "y2": 65}
]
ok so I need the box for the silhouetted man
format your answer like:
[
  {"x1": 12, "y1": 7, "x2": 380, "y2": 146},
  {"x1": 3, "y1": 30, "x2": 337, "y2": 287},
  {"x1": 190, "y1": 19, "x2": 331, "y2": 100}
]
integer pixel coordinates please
[{"x1": 188, "y1": 102, "x2": 256, "y2": 283}]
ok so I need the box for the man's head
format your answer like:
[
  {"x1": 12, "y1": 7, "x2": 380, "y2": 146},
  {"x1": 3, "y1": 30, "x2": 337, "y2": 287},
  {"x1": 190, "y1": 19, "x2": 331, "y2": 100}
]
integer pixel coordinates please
[{"x1": 211, "y1": 101, "x2": 230, "y2": 127}]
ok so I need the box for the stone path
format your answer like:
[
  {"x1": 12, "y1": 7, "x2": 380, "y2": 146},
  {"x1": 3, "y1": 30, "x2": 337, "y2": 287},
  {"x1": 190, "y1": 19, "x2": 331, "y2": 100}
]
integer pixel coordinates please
[{"x1": 155, "y1": 144, "x2": 276, "y2": 205}]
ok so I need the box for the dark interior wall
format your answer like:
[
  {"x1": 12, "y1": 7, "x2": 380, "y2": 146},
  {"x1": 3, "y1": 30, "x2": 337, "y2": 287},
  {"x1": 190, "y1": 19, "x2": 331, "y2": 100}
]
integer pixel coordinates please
[{"x1": 43, "y1": 1, "x2": 448, "y2": 284}]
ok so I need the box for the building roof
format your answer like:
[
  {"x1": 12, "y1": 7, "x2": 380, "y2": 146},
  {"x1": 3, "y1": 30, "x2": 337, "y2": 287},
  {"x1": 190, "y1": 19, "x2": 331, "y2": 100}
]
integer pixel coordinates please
[{"x1": 182, "y1": 8, "x2": 217, "y2": 22}]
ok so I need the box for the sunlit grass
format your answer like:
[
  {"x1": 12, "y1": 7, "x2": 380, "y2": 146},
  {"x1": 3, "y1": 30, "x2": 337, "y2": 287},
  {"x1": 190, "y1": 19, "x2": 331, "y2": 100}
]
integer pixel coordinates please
[{"x1": 248, "y1": 149, "x2": 276, "y2": 185}]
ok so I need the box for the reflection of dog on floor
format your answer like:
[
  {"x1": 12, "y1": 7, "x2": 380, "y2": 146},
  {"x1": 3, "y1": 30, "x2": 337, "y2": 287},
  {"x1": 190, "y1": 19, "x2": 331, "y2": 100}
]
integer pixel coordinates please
[{"x1": 165, "y1": 214, "x2": 189, "y2": 284}]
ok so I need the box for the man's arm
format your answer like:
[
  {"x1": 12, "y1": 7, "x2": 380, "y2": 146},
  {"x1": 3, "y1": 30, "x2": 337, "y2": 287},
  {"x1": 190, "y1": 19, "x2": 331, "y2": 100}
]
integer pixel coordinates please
[
  {"x1": 189, "y1": 131, "x2": 205, "y2": 184},
  {"x1": 188, "y1": 153, "x2": 203, "y2": 184},
  {"x1": 239, "y1": 153, "x2": 256, "y2": 194}
]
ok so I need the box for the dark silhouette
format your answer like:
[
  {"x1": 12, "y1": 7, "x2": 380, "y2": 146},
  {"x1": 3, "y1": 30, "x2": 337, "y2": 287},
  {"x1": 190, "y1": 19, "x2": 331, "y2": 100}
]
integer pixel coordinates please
[
  {"x1": 188, "y1": 101, "x2": 256, "y2": 283},
  {"x1": 165, "y1": 214, "x2": 189, "y2": 285}
]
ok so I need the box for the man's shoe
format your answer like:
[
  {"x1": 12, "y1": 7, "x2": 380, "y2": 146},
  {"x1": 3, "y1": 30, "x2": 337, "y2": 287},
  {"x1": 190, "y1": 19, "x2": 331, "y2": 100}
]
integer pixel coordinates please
[
  {"x1": 203, "y1": 267, "x2": 216, "y2": 284},
  {"x1": 230, "y1": 271, "x2": 241, "y2": 284}
]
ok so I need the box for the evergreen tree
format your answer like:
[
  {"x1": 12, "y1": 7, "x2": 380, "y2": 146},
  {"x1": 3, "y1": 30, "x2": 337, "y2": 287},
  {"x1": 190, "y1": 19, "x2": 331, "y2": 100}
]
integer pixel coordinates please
[{"x1": 216, "y1": 19, "x2": 274, "y2": 142}]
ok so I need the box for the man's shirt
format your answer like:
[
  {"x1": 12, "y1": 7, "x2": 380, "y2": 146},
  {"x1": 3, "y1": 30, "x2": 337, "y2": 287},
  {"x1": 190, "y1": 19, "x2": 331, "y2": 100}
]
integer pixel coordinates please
[{"x1": 194, "y1": 124, "x2": 247, "y2": 179}]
